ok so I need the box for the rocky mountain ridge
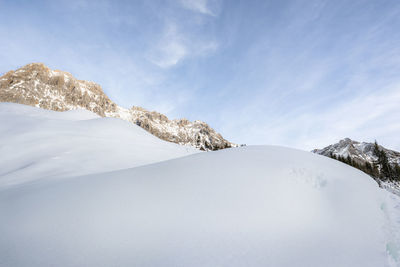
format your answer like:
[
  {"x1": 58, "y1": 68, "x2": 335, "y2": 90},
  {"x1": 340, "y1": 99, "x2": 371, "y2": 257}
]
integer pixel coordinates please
[
  {"x1": 312, "y1": 138, "x2": 400, "y2": 195},
  {"x1": 312, "y1": 138, "x2": 400, "y2": 167},
  {"x1": 0, "y1": 63, "x2": 236, "y2": 150}
]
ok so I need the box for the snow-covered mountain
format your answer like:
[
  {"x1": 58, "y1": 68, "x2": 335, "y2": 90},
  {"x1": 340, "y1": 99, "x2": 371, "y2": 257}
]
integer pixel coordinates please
[
  {"x1": 1, "y1": 104, "x2": 400, "y2": 266},
  {"x1": 312, "y1": 138, "x2": 400, "y2": 195},
  {"x1": 312, "y1": 138, "x2": 400, "y2": 168},
  {"x1": 0, "y1": 63, "x2": 235, "y2": 150}
]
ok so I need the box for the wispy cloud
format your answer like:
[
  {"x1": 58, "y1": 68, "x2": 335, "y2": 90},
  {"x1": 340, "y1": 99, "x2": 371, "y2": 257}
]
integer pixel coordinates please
[
  {"x1": 179, "y1": 0, "x2": 214, "y2": 16},
  {"x1": 218, "y1": 83, "x2": 400, "y2": 152},
  {"x1": 1, "y1": 0, "x2": 400, "y2": 151},
  {"x1": 147, "y1": 11, "x2": 219, "y2": 69},
  {"x1": 196, "y1": 41, "x2": 219, "y2": 56},
  {"x1": 147, "y1": 23, "x2": 187, "y2": 68}
]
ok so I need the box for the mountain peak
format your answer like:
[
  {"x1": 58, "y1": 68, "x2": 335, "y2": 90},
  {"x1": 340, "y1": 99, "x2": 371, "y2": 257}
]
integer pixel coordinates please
[
  {"x1": 313, "y1": 138, "x2": 400, "y2": 173},
  {"x1": 0, "y1": 63, "x2": 236, "y2": 150}
]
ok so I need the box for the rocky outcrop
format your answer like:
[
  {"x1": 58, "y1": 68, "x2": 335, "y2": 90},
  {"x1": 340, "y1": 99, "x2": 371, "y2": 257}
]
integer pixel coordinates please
[
  {"x1": 0, "y1": 63, "x2": 117, "y2": 115},
  {"x1": 312, "y1": 138, "x2": 400, "y2": 167},
  {"x1": 0, "y1": 63, "x2": 236, "y2": 150}
]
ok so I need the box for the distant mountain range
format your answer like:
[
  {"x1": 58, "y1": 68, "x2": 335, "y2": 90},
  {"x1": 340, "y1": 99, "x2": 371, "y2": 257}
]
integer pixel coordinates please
[
  {"x1": 312, "y1": 138, "x2": 400, "y2": 167},
  {"x1": 313, "y1": 138, "x2": 400, "y2": 193},
  {"x1": 0, "y1": 63, "x2": 236, "y2": 151}
]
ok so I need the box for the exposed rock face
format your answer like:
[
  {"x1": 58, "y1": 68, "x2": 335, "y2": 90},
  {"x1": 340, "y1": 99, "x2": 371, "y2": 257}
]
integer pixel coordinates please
[
  {"x1": 312, "y1": 138, "x2": 400, "y2": 167},
  {"x1": 0, "y1": 63, "x2": 236, "y2": 150}
]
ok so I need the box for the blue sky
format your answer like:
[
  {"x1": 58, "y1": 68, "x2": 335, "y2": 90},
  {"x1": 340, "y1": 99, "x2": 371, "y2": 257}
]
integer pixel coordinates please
[{"x1": 1, "y1": 0, "x2": 400, "y2": 150}]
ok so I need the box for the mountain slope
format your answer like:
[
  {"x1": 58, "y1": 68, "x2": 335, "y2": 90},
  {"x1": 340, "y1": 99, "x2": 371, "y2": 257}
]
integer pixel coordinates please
[
  {"x1": 1, "y1": 146, "x2": 399, "y2": 266},
  {"x1": 312, "y1": 138, "x2": 400, "y2": 194},
  {"x1": 0, "y1": 102, "x2": 198, "y2": 188},
  {"x1": 312, "y1": 138, "x2": 400, "y2": 167},
  {"x1": 0, "y1": 63, "x2": 235, "y2": 150}
]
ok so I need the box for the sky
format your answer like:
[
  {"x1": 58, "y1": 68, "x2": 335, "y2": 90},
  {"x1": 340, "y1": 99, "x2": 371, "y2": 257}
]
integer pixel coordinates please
[{"x1": 0, "y1": 0, "x2": 399, "y2": 151}]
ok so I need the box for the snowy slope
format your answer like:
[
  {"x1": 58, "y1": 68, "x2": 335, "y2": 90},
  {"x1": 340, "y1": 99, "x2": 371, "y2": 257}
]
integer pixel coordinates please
[
  {"x1": 1, "y1": 145, "x2": 399, "y2": 266},
  {"x1": 0, "y1": 63, "x2": 236, "y2": 150},
  {"x1": 0, "y1": 103, "x2": 198, "y2": 188}
]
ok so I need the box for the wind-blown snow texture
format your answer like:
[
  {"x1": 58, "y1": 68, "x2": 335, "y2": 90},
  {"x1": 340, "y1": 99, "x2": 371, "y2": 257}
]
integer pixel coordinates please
[{"x1": 1, "y1": 104, "x2": 400, "y2": 266}]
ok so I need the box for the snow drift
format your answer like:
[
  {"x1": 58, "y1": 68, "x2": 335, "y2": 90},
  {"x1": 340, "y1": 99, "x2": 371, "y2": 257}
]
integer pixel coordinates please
[
  {"x1": 1, "y1": 146, "x2": 399, "y2": 266},
  {"x1": 0, "y1": 103, "x2": 197, "y2": 188},
  {"x1": 0, "y1": 103, "x2": 399, "y2": 266}
]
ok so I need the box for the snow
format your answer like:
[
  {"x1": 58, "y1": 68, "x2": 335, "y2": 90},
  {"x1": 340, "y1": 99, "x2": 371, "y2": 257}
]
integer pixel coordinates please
[
  {"x1": 1, "y1": 103, "x2": 400, "y2": 266},
  {"x1": 105, "y1": 106, "x2": 133, "y2": 122},
  {"x1": 382, "y1": 181, "x2": 400, "y2": 196},
  {"x1": 0, "y1": 103, "x2": 198, "y2": 188}
]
